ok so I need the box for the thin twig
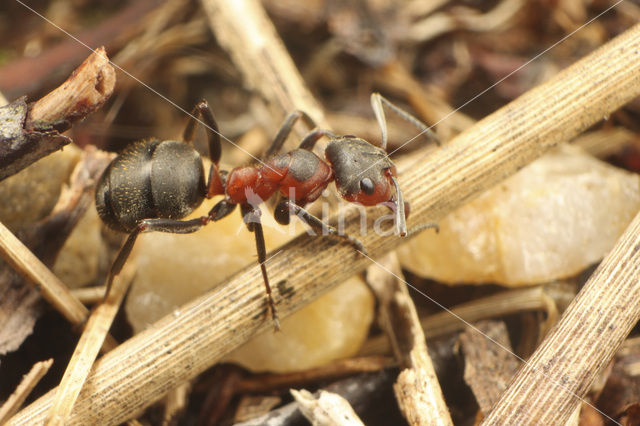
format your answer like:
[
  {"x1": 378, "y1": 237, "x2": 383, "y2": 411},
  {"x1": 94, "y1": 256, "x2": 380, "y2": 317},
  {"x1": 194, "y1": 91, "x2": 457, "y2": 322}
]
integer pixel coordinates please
[
  {"x1": 0, "y1": 47, "x2": 115, "y2": 181},
  {"x1": 572, "y1": 127, "x2": 637, "y2": 158},
  {"x1": 10, "y1": 16, "x2": 640, "y2": 426},
  {"x1": 0, "y1": 359, "x2": 53, "y2": 424},
  {"x1": 0, "y1": 222, "x2": 89, "y2": 325},
  {"x1": 366, "y1": 253, "x2": 453, "y2": 425}
]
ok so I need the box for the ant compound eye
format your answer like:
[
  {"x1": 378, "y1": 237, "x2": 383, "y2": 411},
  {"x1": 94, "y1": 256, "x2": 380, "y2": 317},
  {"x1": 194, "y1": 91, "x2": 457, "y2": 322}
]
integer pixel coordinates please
[{"x1": 360, "y1": 177, "x2": 375, "y2": 195}]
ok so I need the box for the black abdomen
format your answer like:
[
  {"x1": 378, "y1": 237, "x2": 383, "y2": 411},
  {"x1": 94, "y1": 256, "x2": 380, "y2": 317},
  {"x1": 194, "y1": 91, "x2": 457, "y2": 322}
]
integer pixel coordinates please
[{"x1": 95, "y1": 140, "x2": 205, "y2": 232}]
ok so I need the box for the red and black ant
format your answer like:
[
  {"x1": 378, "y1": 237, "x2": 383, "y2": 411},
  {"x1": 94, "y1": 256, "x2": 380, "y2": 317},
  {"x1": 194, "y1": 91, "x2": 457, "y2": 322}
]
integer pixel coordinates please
[{"x1": 95, "y1": 94, "x2": 439, "y2": 330}]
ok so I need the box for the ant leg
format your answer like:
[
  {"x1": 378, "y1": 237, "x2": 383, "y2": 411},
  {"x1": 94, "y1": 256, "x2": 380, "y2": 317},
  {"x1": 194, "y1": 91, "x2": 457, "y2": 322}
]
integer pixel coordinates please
[
  {"x1": 240, "y1": 204, "x2": 280, "y2": 331},
  {"x1": 277, "y1": 199, "x2": 366, "y2": 254},
  {"x1": 104, "y1": 217, "x2": 210, "y2": 299},
  {"x1": 182, "y1": 100, "x2": 226, "y2": 198},
  {"x1": 298, "y1": 128, "x2": 337, "y2": 151},
  {"x1": 209, "y1": 199, "x2": 237, "y2": 221},
  {"x1": 370, "y1": 93, "x2": 441, "y2": 149},
  {"x1": 105, "y1": 228, "x2": 142, "y2": 300},
  {"x1": 183, "y1": 99, "x2": 221, "y2": 164},
  {"x1": 264, "y1": 110, "x2": 317, "y2": 158}
]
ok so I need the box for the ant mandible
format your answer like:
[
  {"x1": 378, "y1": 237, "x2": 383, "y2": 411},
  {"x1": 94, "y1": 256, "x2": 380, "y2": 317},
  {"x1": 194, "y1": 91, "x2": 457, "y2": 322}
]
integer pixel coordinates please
[{"x1": 95, "y1": 94, "x2": 439, "y2": 330}]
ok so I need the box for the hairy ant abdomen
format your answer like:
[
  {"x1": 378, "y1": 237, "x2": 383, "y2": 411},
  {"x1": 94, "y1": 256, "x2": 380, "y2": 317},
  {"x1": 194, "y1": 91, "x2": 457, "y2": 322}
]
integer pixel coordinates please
[{"x1": 95, "y1": 139, "x2": 206, "y2": 233}]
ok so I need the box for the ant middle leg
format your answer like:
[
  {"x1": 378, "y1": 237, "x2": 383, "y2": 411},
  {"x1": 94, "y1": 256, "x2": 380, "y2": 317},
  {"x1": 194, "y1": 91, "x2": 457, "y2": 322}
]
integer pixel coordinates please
[
  {"x1": 104, "y1": 217, "x2": 210, "y2": 300},
  {"x1": 264, "y1": 110, "x2": 318, "y2": 158},
  {"x1": 274, "y1": 199, "x2": 366, "y2": 255},
  {"x1": 240, "y1": 204, "x2": 281, "y2": 331}
]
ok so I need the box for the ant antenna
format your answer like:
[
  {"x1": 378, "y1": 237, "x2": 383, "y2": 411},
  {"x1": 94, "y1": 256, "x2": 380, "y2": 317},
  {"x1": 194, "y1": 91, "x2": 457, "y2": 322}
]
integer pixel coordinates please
[{"x1": 371, "y1": 93, "x2": 441, "y2": 147}]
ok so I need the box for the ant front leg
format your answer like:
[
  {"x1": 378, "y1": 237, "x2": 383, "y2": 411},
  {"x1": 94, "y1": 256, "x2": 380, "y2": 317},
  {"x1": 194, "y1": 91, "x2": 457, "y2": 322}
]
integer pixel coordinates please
[
  {"x1": 240, "y1": 204, "x2": 281, "y2": 331},
  {"x1": 274, "y1": 199, "x2": 366, "y2": 255},
  {"x1": 105, "y1": 217, "x2": 210, "y2": 300}
]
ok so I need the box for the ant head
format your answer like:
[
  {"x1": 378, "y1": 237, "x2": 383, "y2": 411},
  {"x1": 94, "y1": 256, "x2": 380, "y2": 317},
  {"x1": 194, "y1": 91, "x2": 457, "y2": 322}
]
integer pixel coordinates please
[
  {"x1": 326, "y1": 136, "x2": 408, "y2": 236},
  {"x1": 325, "y1": 137, "x2": 396, "y2": 205}
]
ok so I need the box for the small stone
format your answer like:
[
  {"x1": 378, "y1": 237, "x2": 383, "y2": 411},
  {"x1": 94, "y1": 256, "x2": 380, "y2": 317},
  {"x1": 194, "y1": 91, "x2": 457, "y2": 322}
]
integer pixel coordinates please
[
  {"x1": 399, "y1": 145, "x2": 640, "y2": 285},
  {"x1": 124, "y1": 200, "x2": 375, "y2": 372},
  {"x1": 0, "y1": 145, "x2": 80, "y2": 231},
  {"x1": 53, "y1": 205, "x2": 105, "y2": 289}
]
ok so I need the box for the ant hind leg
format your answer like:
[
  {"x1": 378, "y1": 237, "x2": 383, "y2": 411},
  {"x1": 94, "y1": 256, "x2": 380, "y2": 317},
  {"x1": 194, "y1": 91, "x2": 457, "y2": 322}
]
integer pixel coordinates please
[
  {"x1": 264, "y1": 110, "x2": 318, "y2": 158},
  {"x1": 104, "y1": 216, "x2": 210, "y2": 300}
]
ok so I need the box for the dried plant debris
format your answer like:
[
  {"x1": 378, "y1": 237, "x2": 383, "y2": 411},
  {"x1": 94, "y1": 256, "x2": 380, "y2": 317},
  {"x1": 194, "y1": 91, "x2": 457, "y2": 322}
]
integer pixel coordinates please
[
  {"x1": 0, "y1": 48, "x2": 114, "y2": 181},
  {"x1": 0, "y1": 147, "x2": 111, "y2": 354},
  {"x1": 366, "y1": 253, "x2": 452, "y2": 425},
  {"x1": 0, "y1": 358, "x2": 53, "y2": 424},
  {"x1": 234, "y1": 369, "x2": 401, "y2": 426},
  {"x1": 0, "y1": 97, "x2": 69, "y2": 182},
  {"x1": 595, "y1": 337, "x2": 640, "y2": 423},
  {"x1": 3, "y1": 1, "x2": 640, "y2": 424},
  {"x1": 291, "y1": 389, "x2": 365, "y2": 426},
  {"x1": 459, "y1": 320, "x2": 520, "y2": 417}
]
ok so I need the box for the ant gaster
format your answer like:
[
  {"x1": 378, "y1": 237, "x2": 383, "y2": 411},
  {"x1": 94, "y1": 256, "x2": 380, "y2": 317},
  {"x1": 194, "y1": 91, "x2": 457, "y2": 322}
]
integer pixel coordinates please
[{"x1": 95, "y1": 94, "x2": 439, "y2": 330}]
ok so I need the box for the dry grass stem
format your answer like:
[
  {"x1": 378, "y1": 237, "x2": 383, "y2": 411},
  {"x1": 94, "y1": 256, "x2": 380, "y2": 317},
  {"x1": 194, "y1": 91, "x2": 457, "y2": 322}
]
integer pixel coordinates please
[
  {"x1": 69, "y1": 286, "x2": 107, "y2": 305},
  {"x1": 359, "y1": 285, "x2": 562, "y2": 357},
  {"x1": 200, "y1": 0, "x2": 329, "y2": 135},
  {"x1": 422, "y1": 286, "x2": 559, "y2": 339},
  {"x1": 572, "y1": 127, "x2": 637, "y2": 158},
  {"x1": 43, "y1": 261, "x2": 135, "y2": 426},
  {"x1": 10, "y1": 19, "x2": 640, "y2": 426},
  {"x1": 367, "y1": 253, "x2": 452, "y2": 425},
  {"x1": 0, "y1": 359, "x2": 53, "y2": 424},
  {"x1": 483, "y1": 208, "x2": 640, "y2": 422},
  {"x1": 0, "y1": 221, "x2": 89, "y2": 326},
  {"x1": 404, "y1": 0, "x2": 524, "y2": 43}
]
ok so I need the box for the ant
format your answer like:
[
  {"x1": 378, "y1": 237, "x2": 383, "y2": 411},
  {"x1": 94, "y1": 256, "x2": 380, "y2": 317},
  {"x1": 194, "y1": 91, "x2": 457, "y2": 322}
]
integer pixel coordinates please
[{"x1": 95, "y1": 94, "x2": 439, "y2": 330}]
